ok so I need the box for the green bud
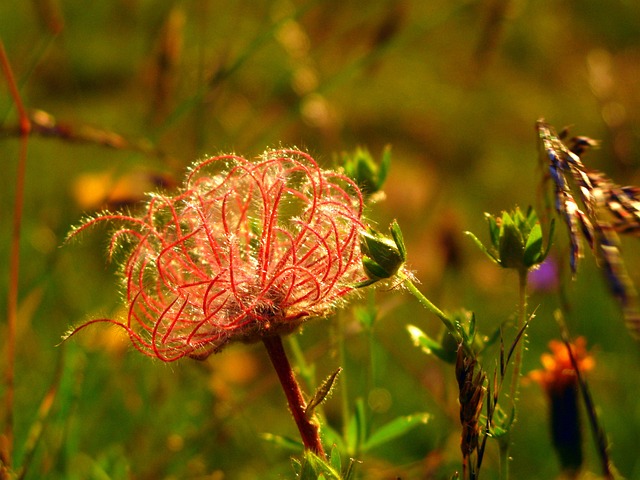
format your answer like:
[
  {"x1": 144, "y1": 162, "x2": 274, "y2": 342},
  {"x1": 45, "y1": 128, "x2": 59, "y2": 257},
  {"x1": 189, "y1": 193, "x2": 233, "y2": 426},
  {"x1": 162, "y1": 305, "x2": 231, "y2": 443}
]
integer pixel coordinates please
[
  {"x1": 341, "y1": 145, "x2": 391, "y2": 198},
  {"x1": 498, "y1": 211, "x2": 526, "y2": 269},
  {"x1": 359, "y1": 220, "x2": 406, "y2": 285},
  {"x1": 467, "y1": 207, "x2": 554, "y2": 273}
]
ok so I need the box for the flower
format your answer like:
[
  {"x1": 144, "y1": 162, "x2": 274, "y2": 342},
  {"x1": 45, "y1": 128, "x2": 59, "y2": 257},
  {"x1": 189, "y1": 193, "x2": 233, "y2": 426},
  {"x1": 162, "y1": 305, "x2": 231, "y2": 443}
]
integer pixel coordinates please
[
  {"x1": 68, "y1": 149, "x2": 367, "y2": 361},
  {"x1": 530, "y1": 337, "x2": 594, "y2": 393},
  {"x1": 530, "y1": 337, "x2": 595, "y2": 475},
  {"x1": 528, "y1": 256, "x2": 559, "y2": 293}
]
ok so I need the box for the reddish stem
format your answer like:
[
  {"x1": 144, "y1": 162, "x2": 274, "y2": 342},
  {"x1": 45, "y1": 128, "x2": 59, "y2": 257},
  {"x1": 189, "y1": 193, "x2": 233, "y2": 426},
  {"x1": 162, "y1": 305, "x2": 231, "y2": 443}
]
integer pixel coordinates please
[
  {"x1": 262, "y1": 335, "x2": 325, "y2": 458},
  {"x1": 0, "y1": 40, "x2": 31, "y2": 470}
]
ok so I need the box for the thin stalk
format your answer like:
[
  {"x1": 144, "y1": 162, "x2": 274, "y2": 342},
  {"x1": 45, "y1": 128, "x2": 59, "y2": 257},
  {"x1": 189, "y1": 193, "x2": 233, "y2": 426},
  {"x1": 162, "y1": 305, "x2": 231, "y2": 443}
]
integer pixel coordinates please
[
  {"x1": 16, "y1": 350, "x2": 64, "y2": 480},
  {"x1": 1, "y1": 41, "x2": 31, "y2": 471},
  {"x1": 555, "y1": 314, "x2": 615, "y2": 479},
  {"x1": 499, "y1": 269, "x2": 529, "y2": 480},
  {"x1": 366, "y1": 290, "x2": 378, "y2": 393},
  {"x1": 399, "y1": 272, "x2": 473, "y2": 356},
  {"x1": 336, "y1": 313, "x2": 350, "y2": 440},
  {"x1": 499, "y1": 441, "x2": 510, "y2": 480},
  {"x1": 287, "y1": 335, "x2": 315, "y2": 389},
  {"x1": 509, "y1": 269, "x2": 528, "y2": 409},
  {"x1": 263, "y1": 335, "x2": 325, "y2": 459}
]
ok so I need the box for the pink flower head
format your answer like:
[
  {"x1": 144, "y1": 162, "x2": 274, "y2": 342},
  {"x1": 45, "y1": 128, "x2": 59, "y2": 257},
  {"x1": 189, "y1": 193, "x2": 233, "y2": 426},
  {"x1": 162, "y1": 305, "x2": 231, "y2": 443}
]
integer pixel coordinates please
[{"x1": 70, "y1": 149, "x2": 367, "y2": 361}]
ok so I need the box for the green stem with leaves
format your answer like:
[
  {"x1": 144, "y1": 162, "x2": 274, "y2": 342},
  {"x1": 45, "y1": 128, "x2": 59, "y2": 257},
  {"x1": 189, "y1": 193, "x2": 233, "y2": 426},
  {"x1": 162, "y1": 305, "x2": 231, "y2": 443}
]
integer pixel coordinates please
[{"x1": 399, "y1": 271, "x2": 473, "y2": 356}]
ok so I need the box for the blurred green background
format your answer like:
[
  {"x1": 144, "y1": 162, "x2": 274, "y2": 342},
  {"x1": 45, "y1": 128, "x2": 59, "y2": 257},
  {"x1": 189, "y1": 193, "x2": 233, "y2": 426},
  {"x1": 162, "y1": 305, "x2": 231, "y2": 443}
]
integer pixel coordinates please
[{"x1": 2, "y1": 1, "x2": 640, "y2": 478}]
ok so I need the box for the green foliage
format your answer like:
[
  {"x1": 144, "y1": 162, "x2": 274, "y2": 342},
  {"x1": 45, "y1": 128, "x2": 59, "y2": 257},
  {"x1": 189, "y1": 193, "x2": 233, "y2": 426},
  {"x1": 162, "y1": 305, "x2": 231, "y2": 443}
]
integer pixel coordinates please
[
  {"x1": 407, "y1": 324, "x2": 457, "y2": 363},
  {"x1": 293, "y1": 450, "x2": 342, "y2": 480},
  {"x1": 362, "y1": 413, "x2": 431, "y2": 452},
  {"x1": 345, "y1": 398, "x2": 367, "y2": 456}
]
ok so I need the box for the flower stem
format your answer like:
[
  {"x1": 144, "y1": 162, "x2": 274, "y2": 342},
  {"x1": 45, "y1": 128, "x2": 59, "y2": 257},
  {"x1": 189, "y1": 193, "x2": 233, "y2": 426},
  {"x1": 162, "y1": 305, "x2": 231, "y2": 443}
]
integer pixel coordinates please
[
  {"x1": 500, "y1": 269, "x2": 529, "y2": 480},
  {"x1": 509, "y1": 270, "x2": 528, "y2": 404},
  {"x1": 499, "y1": 440, "x2": 510, "y2": 480},
  {"x1": 400, "y1": 272, "x2": 473, "y2": 356},
  {"x1": 336, "y1": 313, "x2": 350, "y2": 440},
  {"x1": 263, "y1": 335, "x2": 325, "y2": 458}
]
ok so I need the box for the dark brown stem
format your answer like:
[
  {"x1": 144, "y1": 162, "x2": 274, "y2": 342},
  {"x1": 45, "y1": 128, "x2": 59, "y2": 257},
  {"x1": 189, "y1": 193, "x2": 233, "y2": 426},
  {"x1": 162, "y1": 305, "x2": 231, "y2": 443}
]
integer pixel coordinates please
[{"x1": 262, "y1": 335, "x2": 325, "y2": 458}]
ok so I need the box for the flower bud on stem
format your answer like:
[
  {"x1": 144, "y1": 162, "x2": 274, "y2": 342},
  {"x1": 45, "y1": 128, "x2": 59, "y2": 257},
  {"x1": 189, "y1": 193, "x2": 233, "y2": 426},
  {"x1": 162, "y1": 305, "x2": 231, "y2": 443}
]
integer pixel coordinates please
[{"x1": 262, "y1": 335, "x2": 326, "y2": 459}]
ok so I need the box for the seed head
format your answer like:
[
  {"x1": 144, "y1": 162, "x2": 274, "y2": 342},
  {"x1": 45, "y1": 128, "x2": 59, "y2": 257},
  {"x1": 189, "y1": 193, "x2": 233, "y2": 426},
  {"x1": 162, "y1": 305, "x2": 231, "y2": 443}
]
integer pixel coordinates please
[{"x1": 68, "y1": 149, "x2": 367, "y2": 361}]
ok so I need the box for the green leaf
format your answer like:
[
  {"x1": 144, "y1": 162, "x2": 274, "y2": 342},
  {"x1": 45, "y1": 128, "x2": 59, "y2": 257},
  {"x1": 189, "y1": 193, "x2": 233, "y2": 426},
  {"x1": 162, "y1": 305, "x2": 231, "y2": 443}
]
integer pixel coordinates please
[
  {"x1": 501, "y1": 210, "x2": 514, "y2": 228},
  {"x1": 523, "y1": 222, "x2": 543, "y2": 266},
  {"x1": 299, "y1": 450, "x2": 342, "y2": 480},
  {"x1": 390, "y1": 219, "x2": 407, "y2": 262},
  {"x1": 354, "y1": 303, "x2": 377, "y2": 330},
  {"x1": 346, "y1": 398, "x2": 367, "y2": 455},
  {"x1": 361, "y1": 225, "x2": 405, "y2": 278},
  {"x1": 407, "y1": 325, "x2": 453, "y2": 362},
  {"x1": 378, "y1": 144, "x2": 392, "y2": 189},
  {"x1": 361, "y1": 256, "x2": 389, "y2": 280},
  {"x1": 486, "y1": 213, "x2": 500, "y2": 249},
  {"x1": 526, "y1": 205, "x2": 538, "y2": 224},
  {"x1": 352, "y1": 278, "x2": 378, "y2": 289},
  {"x1": 321, "y1": 423, "x2": 346, "y2": 453},
  {"x1": 468, "y1": 311, "x2": 477, "y2": 342},
  {"x1": 329, "y1": 444, "x2": 342, "y2": 474},
  {"x1": 479, "y1": 324, "x2": 502, "y2": 353},
  {"x1": 291, "y1": 457, "x2": 302, "y2": 476},
  {"x1": 498, "y1": 211, "x2": 525, "y2": 269},
  {"x1": 464, "y1": 231, "x2": 500, "y2": 265},
  {"x1": 489, "y1": 403, "x2": 516, "y2": 441},
  {"x1": 489, "y1": 424, "x2": 509, "y2": 439},
  {"x1": 541, "y1": 217, "x2": 556, "y2": 260},
  {"x1": 343, "y1": 458, "x2": 358, "y2": 480},
  {"x1": 341, "y1": 146, "x2": 391, "y2": 198},
  {"x1": 260, "y1": 432, "x2": 304, "y2": 452},
  {"x1": 306, "y1": 368, "x2": 342, "y2": 418},
  {"x1": 363, "y1": 413, "x2": 431, "y2": 452}
]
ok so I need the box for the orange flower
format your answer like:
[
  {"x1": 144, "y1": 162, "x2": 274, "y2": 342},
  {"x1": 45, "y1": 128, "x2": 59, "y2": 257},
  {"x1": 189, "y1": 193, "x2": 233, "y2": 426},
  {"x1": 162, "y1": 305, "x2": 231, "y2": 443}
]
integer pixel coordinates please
[
  {"x1": 530, "y1": 337, "x2": 595, "y2": 476},
  {"x1": 530, "y1": 337, "x2": 594, "y2": 393}
]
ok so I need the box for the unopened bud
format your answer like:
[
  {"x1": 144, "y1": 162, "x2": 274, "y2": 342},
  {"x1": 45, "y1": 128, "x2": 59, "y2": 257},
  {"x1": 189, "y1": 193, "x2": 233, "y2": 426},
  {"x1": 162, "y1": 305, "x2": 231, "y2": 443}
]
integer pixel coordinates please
[
  {"x1": 341, "y1": 145, "x2": 391, "y2": 199},
  {"x1": 359, "y1": 220, "x2": 406, "y2": 284},
  {"x1": 467, "y1": 207, "x2": 553, "y2": 273}
]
